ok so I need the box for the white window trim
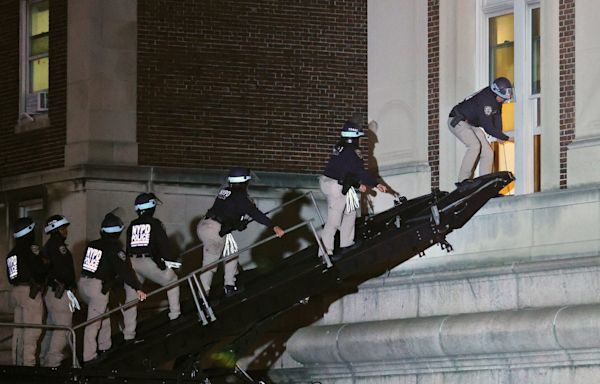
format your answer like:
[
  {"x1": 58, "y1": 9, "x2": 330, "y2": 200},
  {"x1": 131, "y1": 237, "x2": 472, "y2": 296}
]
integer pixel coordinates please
[
  {"x1": 17, "y1": 0, "x2": 50, "y2": 132},
  {"x1": 477, "y1": 0, "x2": 541, "y2": 195}
]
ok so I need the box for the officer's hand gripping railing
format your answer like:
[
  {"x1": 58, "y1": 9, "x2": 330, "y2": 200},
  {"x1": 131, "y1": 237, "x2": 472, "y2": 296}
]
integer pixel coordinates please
[{"x1": 0, "y1": 321, "x2": 79, "y2": 368}]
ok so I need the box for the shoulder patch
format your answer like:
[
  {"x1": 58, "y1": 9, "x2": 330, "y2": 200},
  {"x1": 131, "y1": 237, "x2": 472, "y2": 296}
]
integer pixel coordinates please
[
  {"x1": 30, "y1": 245, "x2": 40, "y2": 255},
  {"x1": 484, "y1": 105, "x2": 492, "y2": 116},
  {"x1": 117, "y1": 250, "x2": 127, "y2": 261},
  {"x1": 217, "y1": 189, "x2": 232, "y2": 200},
  {"x1": 59, "y1": 245, "x2": 68, "y2": 255}
]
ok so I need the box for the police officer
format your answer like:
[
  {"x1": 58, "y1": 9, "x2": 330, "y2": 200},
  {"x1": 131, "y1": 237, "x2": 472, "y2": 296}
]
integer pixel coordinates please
[
  {"x1": 41, "y1": 215, "x2": 76, "y2": 367},
  {"x1": 5, "y1": 217, "x2": 47, "y2": 366},
  {"x1": 78, "y1": 213, "x2": 146, "y2": 363},
  {"x1": 196, "y1": 167, "x2": 285, "y2": 297},
  {"x1": 320, "y1": 121, "x2": 387, "y2": 256},
  {"x1": 122, "y1": 193, "x2": 180, "y2": 342},
  {"x1": 448, "y1": 77, "x2": 515, "y2": 183}
]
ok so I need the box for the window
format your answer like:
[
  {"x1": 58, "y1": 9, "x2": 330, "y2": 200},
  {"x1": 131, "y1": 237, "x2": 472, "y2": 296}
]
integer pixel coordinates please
[
  {"x1": 482, "y1": 1, "x2": 541, "y2": 195},
  {"x1": 20, "y1": 0, "x2": 49, "y2": 117}
]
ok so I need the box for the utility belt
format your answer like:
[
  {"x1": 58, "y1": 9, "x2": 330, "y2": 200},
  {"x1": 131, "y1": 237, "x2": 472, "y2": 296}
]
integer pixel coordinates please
[
  {"x1": 132, "y1": 253, "x2": 152, "y2": 258},
  {"x1": 12, "y1": 281, "x2": 44, "y2": 299},
  {"x1": 324, "y1": 173, "x2": 360, "y2": 196},
  {"x1": 449, "y1": 107, "x2": 468, "y2": 128},
  {"x1": 206, "y1": 212, "x2": 248, "y2": 237},
  {"x1": 81, "y1": 275, "x2": 112, "y2": 295}
]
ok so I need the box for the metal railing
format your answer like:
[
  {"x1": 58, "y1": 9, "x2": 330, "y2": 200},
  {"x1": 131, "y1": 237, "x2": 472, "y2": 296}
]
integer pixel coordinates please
[
  {"x1": 0, "y1": 322, "x2": 79, "y2": 368},
  {"x1": 0, "y1": 190, "x2": 327, "y2": 369}
]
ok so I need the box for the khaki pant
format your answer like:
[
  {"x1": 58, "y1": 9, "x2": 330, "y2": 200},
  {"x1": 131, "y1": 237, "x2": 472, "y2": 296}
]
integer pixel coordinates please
[
  {"x1": 448, "y1": 118, "x2": 493, "y2": 182},
  {"x1": 11, "y1": 285, "x2": 43, "y2": 366},
  {"x1": 78, "y1": 277, "x2": 110, "y2": 363},
  {"x1": 122, "y1": 258, "x2": 180, "y2": 340},
  {"x1": 319, "y1": 175, "x2": 357, "y2": 253},
  {"x1": 41, "y1": 286, "x2": 73, "y2": 367},
  {"x1": 196, "y1": 218, "x2": 237, "y2": 293}
]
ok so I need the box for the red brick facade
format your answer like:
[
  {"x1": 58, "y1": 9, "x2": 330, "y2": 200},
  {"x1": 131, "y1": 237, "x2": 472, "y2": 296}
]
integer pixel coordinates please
[
  {"x1": 137, "y1": 0, "x2": 368, "y2": 173},
  {"x1": 427, "y1": 0, "x2": 440, "y2": 189},
  {"x1": 559, "y1": 0, "x2": 575, "y2": 189},
  {"x1": 0, "y1": 0, "x2": 67, "y2": 178}
]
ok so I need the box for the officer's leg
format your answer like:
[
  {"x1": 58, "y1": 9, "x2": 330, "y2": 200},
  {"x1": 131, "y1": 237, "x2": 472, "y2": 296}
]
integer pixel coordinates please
[
  {"x1": 197, "y1": 220, "x2": 225, "y2": 293},
  {"x1": 449, "y1": 119, "x2": 482, "y2": 182},
  {"x1": 339, "y1": 205, "x2": 358, "y2": 248},
  {"x1": 79, "y1": 279, "x2": 108, "y2": 362},
  {"x1": 43, "y1": 291, "x2": 72, "y2": 367},
  {"x1": 474, "y1": 127, "x2": 494, "y2": 176},
  {"x1": 320, "y1": 176, "x2": 346, "y2": 253},
  {"x1": 21, "y1": 289, "x2": 43, "y2": 366},
  {"x1": 11, "y1": 287, "x2": 24, "y2": 365},
  {"x1": 141, "y1": 259, "x2": 181, "y2": 320},
  {"x1": 122, "y1": 261, "x2": 145, "y2": 341}
]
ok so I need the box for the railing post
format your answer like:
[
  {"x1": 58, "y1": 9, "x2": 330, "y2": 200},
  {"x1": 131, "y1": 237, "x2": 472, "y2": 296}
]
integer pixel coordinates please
[
  {"x1": 192, "y1": 274, "x2": 216, "y2": 321},
  {"x1": 308, "y1": 191, "x2": 325, "y2": 227},
  {"x1": 308, "y1": 221, "x2": 332, "y2": 268},
  {"x1": 187, "y1": 277, "x2": 208, "y2": 325},
  {"x1": 69, "y1": 328, "x2": 80, "y2": 368}
]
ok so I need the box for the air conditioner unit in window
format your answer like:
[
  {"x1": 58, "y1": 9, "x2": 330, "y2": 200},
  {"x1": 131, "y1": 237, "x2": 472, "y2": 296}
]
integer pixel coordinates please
[{"x1": 25, "y1": 91, "x2": 48, "y2": 113}]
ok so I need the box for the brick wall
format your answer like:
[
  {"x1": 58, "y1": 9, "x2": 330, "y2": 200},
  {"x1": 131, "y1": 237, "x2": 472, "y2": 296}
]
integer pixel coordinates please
[
  {"x1": 137, "y1": 0, "x2": 368, "y2": 173},
  {"x1": 427, "y1": 0, "x2": 440, "y2": 189},
  {"x1": 0, "y1": 0, "x2": 67, "y2": 178},
  {"x1": 558, "y1": 0, "x2": 575, "y2": 189}
]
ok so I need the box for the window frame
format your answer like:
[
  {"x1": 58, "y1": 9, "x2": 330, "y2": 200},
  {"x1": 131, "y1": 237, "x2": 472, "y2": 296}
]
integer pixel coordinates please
[
  {"x1": 18, "y1": 0, "x2": 50, "y2": 131},
  {"x1": 477, "y1": 0, "x2": 541, "y2": 195}
]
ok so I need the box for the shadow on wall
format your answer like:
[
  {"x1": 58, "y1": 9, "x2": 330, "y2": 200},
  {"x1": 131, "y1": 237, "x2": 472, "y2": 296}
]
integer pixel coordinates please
[{"x1": 250, "y1": 190, "x2": 314, "y2": 273}]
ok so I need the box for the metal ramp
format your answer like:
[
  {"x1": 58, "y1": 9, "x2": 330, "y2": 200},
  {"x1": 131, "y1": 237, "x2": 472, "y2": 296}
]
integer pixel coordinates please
[{"x1": 0, "y1": 172, "x2": 514, "y2": 384}]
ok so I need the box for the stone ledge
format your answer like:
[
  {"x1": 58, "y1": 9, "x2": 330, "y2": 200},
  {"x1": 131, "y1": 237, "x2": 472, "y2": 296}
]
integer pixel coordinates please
[{"x1": 287, "y1": 304, "x2": 600, "y2": 367}]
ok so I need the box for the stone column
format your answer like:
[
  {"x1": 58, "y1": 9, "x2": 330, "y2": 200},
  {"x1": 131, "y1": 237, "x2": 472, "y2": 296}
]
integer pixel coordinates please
[
  {"x1": 65, "y1": 0, "x2": 138, "y2": 166},
  {"x1": 367, "y1": 0, "x2": 430, "y2": 211},
  {"x1": 570, "y1": 0, "x2": 600, "y2": 186}
]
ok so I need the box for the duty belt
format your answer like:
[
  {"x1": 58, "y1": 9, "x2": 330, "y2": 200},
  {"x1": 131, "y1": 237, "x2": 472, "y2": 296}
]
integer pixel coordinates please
[
  {"x1": 133, "y1": 253, "x2": 152, "y2": 258},
  {"x1": 205, "y1": 214, "x2": 224, "y2": 224}
]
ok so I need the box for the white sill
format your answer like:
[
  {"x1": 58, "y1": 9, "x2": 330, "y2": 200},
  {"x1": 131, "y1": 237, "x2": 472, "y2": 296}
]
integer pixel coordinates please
[{"x1": 14, "y1": 113, "x2": 50, "y2": 134}]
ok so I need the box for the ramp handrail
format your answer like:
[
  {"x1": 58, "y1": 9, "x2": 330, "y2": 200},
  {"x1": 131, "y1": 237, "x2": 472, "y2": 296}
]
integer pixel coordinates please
[
  {"x1": 72, "y1": 218, "x2": 330, "y2": 333},
  {"x1": 0, "y1": 322, "x2": 79, "y2": 368}
]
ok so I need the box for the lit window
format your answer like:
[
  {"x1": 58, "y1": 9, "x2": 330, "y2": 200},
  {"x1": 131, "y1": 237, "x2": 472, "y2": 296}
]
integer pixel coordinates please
[
  {"x1": 489, "y1": 13, "x2": 515, "y2": 194},
  {"x1": 21, "y1": 0, "x2": 49, "y2": 115},
  {"x1": 485, "y1": 4, "x2": 541, "y2": 194}
]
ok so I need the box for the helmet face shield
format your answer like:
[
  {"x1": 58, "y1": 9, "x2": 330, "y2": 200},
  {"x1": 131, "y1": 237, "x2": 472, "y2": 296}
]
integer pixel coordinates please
[{"x1": 491, "y1": 77, "x2": 514, "y2": 101}]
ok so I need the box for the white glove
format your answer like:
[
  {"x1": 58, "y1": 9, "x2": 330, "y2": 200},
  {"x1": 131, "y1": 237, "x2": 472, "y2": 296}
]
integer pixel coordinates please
[
  {"x1": 66, "y1": 290, "x2": 80, "y2": 312},
  {"x1": 164, "y1": 260, "x2": 182, "y2": 269}
]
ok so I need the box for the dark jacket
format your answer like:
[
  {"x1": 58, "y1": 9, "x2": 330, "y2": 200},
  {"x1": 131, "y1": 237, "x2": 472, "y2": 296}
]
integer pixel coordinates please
[
  {"x1": 323, "y1": 144, "x2": 378, "y2": 187},
  {"x1": 206, "y1": 188, "x2": 273, "y2": 236},
  {"x1": 80, "y1": 237, "x2": 142, "y2": 291},
  {"x1": 6, "y1": 239, "x2": 47, "y2": 286},
  {"x1": 44, "y1": 234, "x2": 76, "y2": 291},
  {"x1": 126, "y1": 214, "x2": 173, "y2": 265},
  {"x1": 451, "y1": 87, "x2": 509, "y2": 141}
]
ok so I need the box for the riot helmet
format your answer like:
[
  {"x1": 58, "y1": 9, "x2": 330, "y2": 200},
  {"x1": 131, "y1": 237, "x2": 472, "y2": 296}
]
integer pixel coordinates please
[
  {"x1": 491, "y1": 77, "x2": 513, "y2": 101},
  {"x1": 134, "y1": 192, "x2": 159, "y2": 215},
  {"x1": 101, "y1": 213, "x2": 124, "y2": 234},
  {"x1": 227, "y1": 167, "x2": 252, "y2": 184},
  {"x1": 13, "y1": 217, "x2": 35, "y2": 239},
  {"x1": 340, "y1": 121, "x2": 364, "y2": 146},
  {"x1": 44, "y1": 214, "x2": 70, "y2": 234}
]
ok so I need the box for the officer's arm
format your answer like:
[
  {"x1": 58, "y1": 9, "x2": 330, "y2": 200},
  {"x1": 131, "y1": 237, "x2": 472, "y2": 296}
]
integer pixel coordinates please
[
  {"x1": 113, "y1": 251, "x2": 143, "y2": 291},
  {"x1": 350, "y1": 151, "x2": 378, "y2": 187},
  {"x1": 153, "y1": 222, "x2": 174, "y2": 261},
  {"x1": 125, "y1": 225, "x2": 133, "y2": 255},
  {"x1": 482, "y1": 107, "x2": 509, "y2": 141},
  {"x1": 239, "y1": 196, "x2": 273, "y2": 228}
]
